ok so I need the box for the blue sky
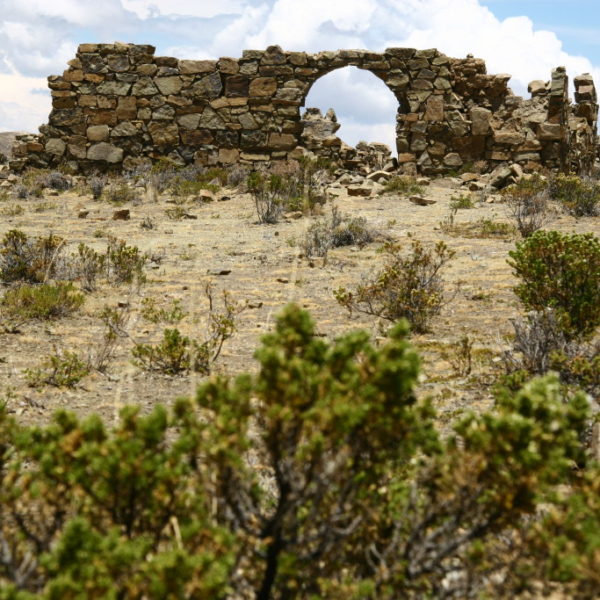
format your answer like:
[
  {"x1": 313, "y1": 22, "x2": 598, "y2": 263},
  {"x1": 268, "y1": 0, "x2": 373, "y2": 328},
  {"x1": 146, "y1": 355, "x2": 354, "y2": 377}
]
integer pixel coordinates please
[
  {"x1": 481, "y1": 1, "x2": 600, "y2": 64},
  {"x1": 0, "y1": 0, "x2": 598, "y2": 150}
]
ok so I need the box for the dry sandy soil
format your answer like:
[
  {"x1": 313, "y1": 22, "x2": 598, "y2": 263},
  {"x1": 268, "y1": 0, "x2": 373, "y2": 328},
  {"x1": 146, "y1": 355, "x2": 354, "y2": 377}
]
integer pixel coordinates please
[{"x1": 0, "y1": 175, "x2": 597, "y2": 430}]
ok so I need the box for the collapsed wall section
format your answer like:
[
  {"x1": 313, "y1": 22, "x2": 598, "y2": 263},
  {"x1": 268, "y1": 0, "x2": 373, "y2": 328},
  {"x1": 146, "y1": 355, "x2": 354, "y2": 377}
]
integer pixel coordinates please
[{"x1": 10, "y1": 43, "x2": 598, "y2": 175}]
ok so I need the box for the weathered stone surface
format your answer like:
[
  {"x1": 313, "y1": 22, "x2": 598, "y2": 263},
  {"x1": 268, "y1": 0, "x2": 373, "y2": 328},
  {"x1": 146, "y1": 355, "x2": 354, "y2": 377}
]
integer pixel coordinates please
[
  {"x1": 155, "y1": 76, "x2": 183, "y2": 95},
  {"x1": 179, "y1": 60, "x2": 216, "y2": 74},
  {"x1": 111, "y1": 121, "x2": 138, "y2": 137},
  {"x1": 192, "y1": 72, "x2": 223, "y2": 99},
  {"x1": 178, "y1": 114, "x2": 201, "y2": 130},
  {"x1": 45, "y1": 138, "x2": 66, "y2": 156},
  {"x1": 148, "y1": 122, "x2": 180, "y2": 146},
  {"x1": 199, "y1": 107, "x2": 226, "y2": 129},
  {"x1": 87, "y1": 142, "x2": 123, "y2": 163},
  {"x1": 97, "y1": 80, "x2": 132, "y2": 95},
  {"x1": 424, "y1": 95, "x2": 444, "y2": 121},
  {"x1": 249, "y1": 77, "x2": 277, "y2": 97},
  {"x1": 537, "y1": 123, "x2": 563, "y2": 140},
  {"x1": 87, "y1": 125, "x2": 110, "y2": 142},
  {"x1": 131, "y1": 77, "x2": 159, "y2": 96},
  {"x1": 470, "y1": 107, "x2": 491, "y2": 136},
  {"x1": 493, "y1": 129, "x2": 525, "y2": 146}
]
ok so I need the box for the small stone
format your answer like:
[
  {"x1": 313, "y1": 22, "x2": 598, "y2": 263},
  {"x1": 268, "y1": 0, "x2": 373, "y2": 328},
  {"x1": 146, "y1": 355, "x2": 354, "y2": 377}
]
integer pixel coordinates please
[
  {"x1": 78, "y1": 209, "x2": 89, "y2": 219},
  {"x1": 87, "y1": 125, "x2": 110, "y2": 142},
  {"x1": 347, "y1": 185, "x2": 372, "y2": 197},
  {"x1": 112, "y1": 209, "x2": 130, "y2": 220},
  {"x1": 207, "y1": 269, "x2": 232, "y2": 276},
  {"x1": 409, "y1": 195, "x2": 436, "y2": 206}
]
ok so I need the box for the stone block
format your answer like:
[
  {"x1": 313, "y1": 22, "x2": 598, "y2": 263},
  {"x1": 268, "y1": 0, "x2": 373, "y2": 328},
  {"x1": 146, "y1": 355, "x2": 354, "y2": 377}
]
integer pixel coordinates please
[
  {"x1": 192, "y1": 72, "x2": 223, "y2": 99},
  {"x1": 45, "y1": 138, "x2": 66, "y2": 156},
  {"x1": 148, "y1": 122, "x2": 180, "y2": 146},
  {"x1": 218, "y1": 58, "x2": 239, "y2": 74},
  {"x1": 87, "y1": 125, "x2": 110, "y2": 141},
  {"x1": 178, "y1": 113, "x2": 201, "y2": 130},
  {"x1": 537, "y1": 123, "x2": 563, "y2": 140},
  {"x1": 470, "y1": 107, "x2": 491, "y2": 135},
  {"x1": 155, "y1": 76, "x2": 183, "y2": 95},
  {"x1": 493, "y1": 129, "x2": 525, "y2": 146},
  {"x1": 424, "y1": 95, "x2": 444, "y2": 121},
  {"x1": 249, "y1": 77, "x2": 277, "y2": 97},
  {"x1": 87, "y1": 142, "x2": 123, "y2": 163},
  {"x1": 225, "y1": 75, "x2": 250, "y2": 97},
  {"x1": 179, "y1": 60, "x2": 217, "y2": 74},
  {"x1": 116, "y1": 97, "x2": 137, "y2": 120}
]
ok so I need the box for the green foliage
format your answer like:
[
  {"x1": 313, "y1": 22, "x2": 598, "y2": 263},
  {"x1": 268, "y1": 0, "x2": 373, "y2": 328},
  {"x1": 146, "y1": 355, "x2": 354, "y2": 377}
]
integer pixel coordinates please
[
  {"x1": 1, "y1": 282, "x2": 84, "y2": 322},
  {"x1": 508, "y1": 230, "x2": 600, "y2": 339},
  {"x1": 550, "y1": 174, "x2": 600, "y2": 217},
  {"x1": 503, "y1": 174, "x2": 551, "y2": 237},
  {"x1": 141, "y1": 298, "x2": 187, "y2": 325},
  {"x1": 384, "y1": 175, "x2": 424, "y2": 195},
  {"x1": 101, "y1": 179, "x2": 140, "y2": 205},
  {"x1": 335, "y1": 239, "x2": 455, "y2": 333},
  {"x1": 449, "y1": 193, "x2": 475, "y2": 209},
  {"x1": 301, "y1": 205, "x2": 375, "y2": 258},
  {"x1": 0, "y1": 230, "x2": 65, "y2": 283},
  {"x1": 25, "y1": 350, "x2": 90, "y2": 388},
  {"x1": 0, "y1": 308, "x2": 597, "y2": 597},
  {"x1": 133, "y1": 285, "x2": 243, "y2": 375},
  {"x1": 104, "y1": 236, "x2": 147, "y2": 285}
]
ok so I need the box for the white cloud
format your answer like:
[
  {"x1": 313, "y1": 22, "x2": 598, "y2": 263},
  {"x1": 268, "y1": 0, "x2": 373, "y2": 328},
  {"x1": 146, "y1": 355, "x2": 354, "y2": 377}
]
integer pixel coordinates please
[
  {"x1": 0, "y1": 73, "x2": 50, "y2": 132},
  {"x1": 0, "y1": 0, "x2": 598, "y2": 143},
  {"x1": 122, "y1": 0, "x2": 246, "y2": 19}
]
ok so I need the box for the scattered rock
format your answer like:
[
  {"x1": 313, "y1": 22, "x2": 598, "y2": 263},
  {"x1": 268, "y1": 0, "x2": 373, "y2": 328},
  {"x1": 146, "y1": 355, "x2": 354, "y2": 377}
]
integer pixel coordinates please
[
  {"x1": 78, "y1": 209, "x2": 89, "y2": 218},
  {"x1": 112, "y1": 209, "x2": 130, "y2": 220},
  {"x1": 409, "y1": 195, "x2": 437, "y2": 206},
  {"x1": 207, "y1": 269, "x2": 232, "y2": 276}
]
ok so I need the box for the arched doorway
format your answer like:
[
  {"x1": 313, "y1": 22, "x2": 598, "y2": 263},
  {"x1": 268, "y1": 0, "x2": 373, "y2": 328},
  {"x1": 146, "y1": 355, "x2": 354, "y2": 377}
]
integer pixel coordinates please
[{"x1": 301, "y1": 66, "x2": 401, "y2": 154}]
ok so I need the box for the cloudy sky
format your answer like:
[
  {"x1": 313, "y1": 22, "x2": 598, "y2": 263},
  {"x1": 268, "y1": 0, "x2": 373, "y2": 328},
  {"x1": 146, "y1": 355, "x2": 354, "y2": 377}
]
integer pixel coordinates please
[{"x1": 1, "y1": 0, "x2": 599, "y2": 150}]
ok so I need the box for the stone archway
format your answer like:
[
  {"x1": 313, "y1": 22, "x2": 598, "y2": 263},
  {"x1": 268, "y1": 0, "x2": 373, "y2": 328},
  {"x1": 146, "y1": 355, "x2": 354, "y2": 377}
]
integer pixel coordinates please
[{"x1": 294, "y1": 49, "x2": 413, "y2": 156}]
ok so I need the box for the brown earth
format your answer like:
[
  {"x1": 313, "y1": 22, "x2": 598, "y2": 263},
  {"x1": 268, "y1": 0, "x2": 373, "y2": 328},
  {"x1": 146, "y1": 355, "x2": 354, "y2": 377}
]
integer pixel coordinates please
[{"x1": 0, "y1": 178, "x2": 597, "y2": 430}]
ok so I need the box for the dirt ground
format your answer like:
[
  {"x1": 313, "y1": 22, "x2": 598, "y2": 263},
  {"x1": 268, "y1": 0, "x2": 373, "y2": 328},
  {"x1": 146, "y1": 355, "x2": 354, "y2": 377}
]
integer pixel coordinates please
[{"x1": 0, "y1": 176, "x2": 597, "y2": 430}]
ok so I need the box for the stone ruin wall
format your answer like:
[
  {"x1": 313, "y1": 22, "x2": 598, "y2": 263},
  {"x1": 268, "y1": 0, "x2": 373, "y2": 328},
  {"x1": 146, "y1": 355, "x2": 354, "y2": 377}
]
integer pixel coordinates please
[{"x1": 10, "y1": 42, "x2": 599, "y2": 176}]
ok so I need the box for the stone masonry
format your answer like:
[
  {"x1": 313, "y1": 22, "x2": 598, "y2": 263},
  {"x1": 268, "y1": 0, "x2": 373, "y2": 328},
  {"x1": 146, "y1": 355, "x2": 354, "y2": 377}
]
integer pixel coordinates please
[{"x1": 11, "y1": 43, "x2": 598, "y2": 175}]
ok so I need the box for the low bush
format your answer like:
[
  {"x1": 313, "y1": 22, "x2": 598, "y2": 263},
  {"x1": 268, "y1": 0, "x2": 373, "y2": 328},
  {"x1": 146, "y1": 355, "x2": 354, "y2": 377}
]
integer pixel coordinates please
[
  {"x1": 449, "y1": 193, "x2": 475, "y2": 209},
  {"x1": 384, "y1": 175, "x2": 424, "y2": 195},
  {"x1": 104, "y1": 236, "x2": 147, "y2": 285},
  {"x1": 302, "y1": 206, "x2": 375, "y2": 258},
  {"x1": 550, "y1": 174, "x2": 600, "y2": 217},
  {"x1": 503, "y1": 175, "x2": 551, "y2": 237},
  {"x1": 508, "y1": 230, "x2": 600, "y2": 339},
  {"x1": 25, "y1": 350, "x2": 89, "y2": 388},
  {"x1": 133, "y1": 284, "x2": 244, "y2": 375},
  {"x1": 1, "y1": 282, "x2": 84, "y2": 322},
  {"x1": 0, "y1": 229, "x2": 66, "y2": 283},
  {"x1": 335, "y1": 239, "x2": 455, "y2": 333}
]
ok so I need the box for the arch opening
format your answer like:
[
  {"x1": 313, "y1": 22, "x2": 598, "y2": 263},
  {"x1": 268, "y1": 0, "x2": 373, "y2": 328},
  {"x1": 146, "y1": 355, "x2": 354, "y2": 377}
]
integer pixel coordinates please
[{"x1": 300, "y1": 66, "x2": 401, "y2": 156}]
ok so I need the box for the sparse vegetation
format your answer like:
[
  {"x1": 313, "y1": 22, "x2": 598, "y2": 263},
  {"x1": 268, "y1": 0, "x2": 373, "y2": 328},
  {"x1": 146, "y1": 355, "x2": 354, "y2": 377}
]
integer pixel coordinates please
[
  {"x1": 384, "y1": 175, "x2": 424, "y2": 195},
  {"x1": 301, "y1": 205, "x2": 375, "y2": 258},
  {"x1": 449, "y1": 193, "x2": 475, "y2": 209},
  {"x1": 503, "y1": 175, "x2": 551, "y2": 237},
  {"x1": 550, "y1": 173, "x2": 600, "y2": 217},
  {"x1": 335, "y1": 239, "x2": 455, "y2": 332},
  {"x1": 1, "y1": 282, "x2": 84, "y2": 322},
  {"x1": 25, "y1": 349, "x2": 89, "y2": 388}
]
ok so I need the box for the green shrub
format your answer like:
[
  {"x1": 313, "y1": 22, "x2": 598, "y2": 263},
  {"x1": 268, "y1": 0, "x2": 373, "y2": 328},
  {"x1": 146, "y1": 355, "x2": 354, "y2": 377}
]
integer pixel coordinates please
[
  {"x1": 1, "y1": 282, "x2": 84, "y2": 322},
  {"x1": 133, "y1": 285, "x2": 243, "y2": 375},
  {"x1": 141, "y1": 298, "x2": 187, "y2": 325},
  {"x1": 508, "y1": 231, "x2": 600, "y2": 339},
  {"x1": 449, "y1": 193, "x2": 475, "y2": 209},
  {"x1": 102, "y1": 180, "x2": 140, "y2": 205},
  {"x1": 0, "y1": 307, "x2": 596, "y2": 598},
  {"x1": 335, "y1": 239, "x2": 455, "y2": 332},
  {"x1": 0, "y1": 229, "x2": 65, "y2": 283},
  {"x1": 25, "y1": 350, "x2": 90, "y2": 388},
  {"x1": 550, "y1": 174, "x2": 600, "y2": 217},
  {"x1": 104, "y1": 236, "x2": 147, "y2": 285},
  {"x1": 301, "y1": 206, "x2": 375, "y2": 258},
  {"x1": 502, "y1": 175, "x2": 551, "y2": 237},
  {"x1": 384, "y1": 175, "x2": 424, "y2": 195}
]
